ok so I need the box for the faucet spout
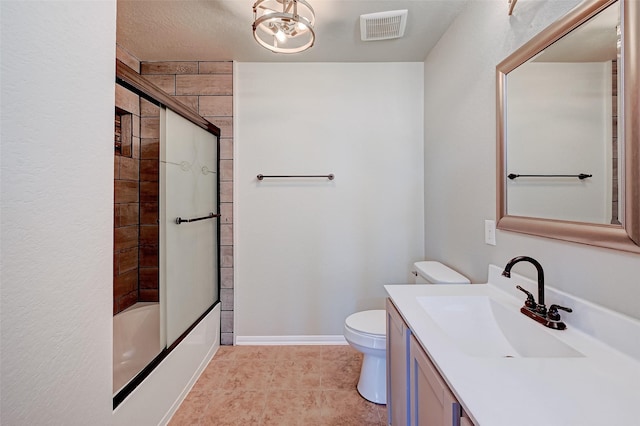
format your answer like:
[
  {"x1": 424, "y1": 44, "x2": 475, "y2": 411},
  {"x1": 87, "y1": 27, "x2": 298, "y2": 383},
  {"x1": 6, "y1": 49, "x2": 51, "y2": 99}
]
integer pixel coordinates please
[
  {"x1": 502, "y1": 256, "x2": 545, "y2": 306},
  {"x1": 502, "y1": 256, "x2": 571, "y2": 330}
]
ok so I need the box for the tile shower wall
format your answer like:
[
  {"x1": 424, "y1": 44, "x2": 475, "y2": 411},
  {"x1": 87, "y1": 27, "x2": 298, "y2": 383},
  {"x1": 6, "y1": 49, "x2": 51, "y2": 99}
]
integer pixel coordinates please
[
  {"x1": 141, "y1": 61, "x2": 234, "y2": 345},
  {"x1": 139, "y1": 99, "x2": 161, "y2": 302},
  {"x1": 114, "y1": 84, "x2": 141, "y2": 314},
  {"x1": 114, "y1": 79, "x2": 161, "y2": 315}
]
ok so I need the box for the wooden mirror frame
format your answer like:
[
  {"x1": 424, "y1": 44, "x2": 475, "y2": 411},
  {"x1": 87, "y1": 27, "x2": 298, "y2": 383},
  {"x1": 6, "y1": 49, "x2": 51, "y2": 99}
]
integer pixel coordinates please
[{"x1": 496, "y1": 0, "x2": 640, "y2": 254}]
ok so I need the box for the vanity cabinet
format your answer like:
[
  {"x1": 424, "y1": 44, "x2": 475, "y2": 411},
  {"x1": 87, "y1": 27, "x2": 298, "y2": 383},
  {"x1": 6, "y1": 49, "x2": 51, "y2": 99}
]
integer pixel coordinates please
[
  {"x1": 387, "y1": 297, "x2": 474, "y2": 426},
  {"x1": 410, "y1": 335, "x2": 474, "y2": 426},
  {"x1": 386, "y1": 298, "x2": 411, "y2": 425}
]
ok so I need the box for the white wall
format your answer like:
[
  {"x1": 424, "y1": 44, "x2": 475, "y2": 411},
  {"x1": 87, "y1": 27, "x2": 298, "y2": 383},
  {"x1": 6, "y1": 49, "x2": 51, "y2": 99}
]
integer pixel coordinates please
[
  {"x1": 0, "y1": 1, "x2": 116, "y2": 424},
  {"x1": 235, "y1": 63, "x2": 424, "y2": 338},
  {"x1": 423, "y1": 0, "x2": 640, "y2": 320},
  {"x1": 507, "y1": 61, "x2": 612, "y2": 223}
]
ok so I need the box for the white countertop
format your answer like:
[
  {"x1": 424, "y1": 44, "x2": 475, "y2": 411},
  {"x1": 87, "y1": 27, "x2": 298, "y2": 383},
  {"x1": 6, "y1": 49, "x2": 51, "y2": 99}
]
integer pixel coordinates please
[{"x1": 385, "y1": 265, "x2": 640, "y2": 426}]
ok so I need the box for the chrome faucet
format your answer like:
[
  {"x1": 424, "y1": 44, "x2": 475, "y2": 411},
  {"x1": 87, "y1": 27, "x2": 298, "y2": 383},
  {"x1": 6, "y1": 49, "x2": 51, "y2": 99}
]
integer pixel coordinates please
[{"x1": 502, "y1": 256, "x2": 572, "y2": 330}]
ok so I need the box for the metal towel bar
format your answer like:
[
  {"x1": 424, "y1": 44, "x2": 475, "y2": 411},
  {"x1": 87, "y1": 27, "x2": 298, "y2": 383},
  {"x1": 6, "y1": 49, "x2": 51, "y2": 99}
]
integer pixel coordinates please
[
  {"x1": 257, "y1": 174, "x2": 334, "y2": 181},
  {"x1": 508, "y1": 173, "x2": 592, "y2": 180},
  {"x1": 175, "y1": 212, "x2": 219, "y2": 225}
]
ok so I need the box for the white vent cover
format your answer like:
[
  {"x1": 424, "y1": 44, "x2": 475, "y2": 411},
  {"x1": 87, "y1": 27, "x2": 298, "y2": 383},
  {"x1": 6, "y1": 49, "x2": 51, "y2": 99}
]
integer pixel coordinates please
[{"x1": 360, "y1": 9, "x2": 408, "y2": 41}]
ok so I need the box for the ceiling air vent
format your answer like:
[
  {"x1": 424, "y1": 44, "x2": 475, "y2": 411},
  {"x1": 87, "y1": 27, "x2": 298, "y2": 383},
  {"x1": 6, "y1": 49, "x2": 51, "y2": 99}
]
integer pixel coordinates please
[{"x1": 360, "y1": 9, "x2": 408, "y2": 41}]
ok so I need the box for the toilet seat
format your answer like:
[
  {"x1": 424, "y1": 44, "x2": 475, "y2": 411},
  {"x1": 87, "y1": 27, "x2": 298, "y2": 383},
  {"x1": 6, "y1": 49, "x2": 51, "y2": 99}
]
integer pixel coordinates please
[
  {"x1": 344, "y1": 310, "x2": 386, "y2": 350},
  {"x1": 345, "y1": 310, "x2": 386, "y2": 336}
]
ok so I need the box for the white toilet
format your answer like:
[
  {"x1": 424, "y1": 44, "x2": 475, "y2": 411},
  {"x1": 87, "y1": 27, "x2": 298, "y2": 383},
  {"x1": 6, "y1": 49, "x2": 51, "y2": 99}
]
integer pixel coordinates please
[{"x1": 343, "y1": 261, "x2": 470, "y2": 404}]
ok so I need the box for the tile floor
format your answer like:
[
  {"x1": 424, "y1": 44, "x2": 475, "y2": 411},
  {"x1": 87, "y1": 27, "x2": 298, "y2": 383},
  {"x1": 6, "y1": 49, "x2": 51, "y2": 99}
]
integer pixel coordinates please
[{"x1": 169, "y1": 345, "x2": 387, "y2": 425}]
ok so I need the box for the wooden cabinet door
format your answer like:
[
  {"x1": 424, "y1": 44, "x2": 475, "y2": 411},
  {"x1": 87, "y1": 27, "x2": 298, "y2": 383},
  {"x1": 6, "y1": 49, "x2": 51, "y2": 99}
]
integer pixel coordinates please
[
  {"x1": 387, "y1": 298, "x2": 411, "y2": 426},
  {"x1": 410, "y1": 335, "x2": 463, "y2": 426}
]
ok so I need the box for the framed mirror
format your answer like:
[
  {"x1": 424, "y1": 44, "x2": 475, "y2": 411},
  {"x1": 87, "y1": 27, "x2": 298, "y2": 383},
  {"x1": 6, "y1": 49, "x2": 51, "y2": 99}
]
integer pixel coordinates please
[{"x1": 496, "y1": 0, "x2": 639, "y2": 253}]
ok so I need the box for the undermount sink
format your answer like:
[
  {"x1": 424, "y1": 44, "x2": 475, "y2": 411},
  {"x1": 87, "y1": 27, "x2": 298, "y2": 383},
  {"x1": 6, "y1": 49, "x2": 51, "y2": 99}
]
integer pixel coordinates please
[{"x1": 417, "y1": 296, "x2": 584, "y2": 358}]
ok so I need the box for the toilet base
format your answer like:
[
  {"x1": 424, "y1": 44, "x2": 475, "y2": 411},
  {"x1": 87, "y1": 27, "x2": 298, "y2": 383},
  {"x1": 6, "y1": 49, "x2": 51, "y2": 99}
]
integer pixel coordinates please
[{"x1": 356, "y1": 352, "x2": 387, "y2": 404}]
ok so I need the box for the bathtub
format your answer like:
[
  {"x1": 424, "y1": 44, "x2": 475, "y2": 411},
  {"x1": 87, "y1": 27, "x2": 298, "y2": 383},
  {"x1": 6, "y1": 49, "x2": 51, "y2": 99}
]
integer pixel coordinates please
[{"x1": 113, "y1": 302, "x2": 162, "y2": 395}]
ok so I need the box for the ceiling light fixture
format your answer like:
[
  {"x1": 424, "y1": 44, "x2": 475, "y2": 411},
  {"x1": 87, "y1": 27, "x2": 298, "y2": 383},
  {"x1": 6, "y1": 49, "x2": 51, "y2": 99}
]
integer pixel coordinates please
[{"x1": 252, "y1": 0, "x2": 316, "y2": 54}]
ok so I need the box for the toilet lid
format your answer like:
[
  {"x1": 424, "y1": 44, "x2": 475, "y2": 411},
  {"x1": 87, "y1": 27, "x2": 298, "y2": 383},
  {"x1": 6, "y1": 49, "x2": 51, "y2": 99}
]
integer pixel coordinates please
[
  {"x1": 414, "y1": 261, "x2": 470, "y2": 284},
  {"x1": 345, "y1": 310, "x2": 386, "y2": 336}
]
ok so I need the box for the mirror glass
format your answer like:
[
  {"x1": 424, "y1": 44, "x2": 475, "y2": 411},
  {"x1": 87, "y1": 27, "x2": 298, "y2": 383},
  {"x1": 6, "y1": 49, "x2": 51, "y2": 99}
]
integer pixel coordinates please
[
  {"x1": 505, "y1": 1, "x2": 621, "y2": 224},
  {"x1": 497, "y1": 0, "x2": 640, "y2": 253}
]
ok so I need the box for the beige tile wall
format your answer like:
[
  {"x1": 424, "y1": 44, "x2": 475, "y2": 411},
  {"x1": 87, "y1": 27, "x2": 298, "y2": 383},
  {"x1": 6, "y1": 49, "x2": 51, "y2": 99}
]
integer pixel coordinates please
[{"x1": 141, "y1": 61, "x2": 234, "y2": 345}]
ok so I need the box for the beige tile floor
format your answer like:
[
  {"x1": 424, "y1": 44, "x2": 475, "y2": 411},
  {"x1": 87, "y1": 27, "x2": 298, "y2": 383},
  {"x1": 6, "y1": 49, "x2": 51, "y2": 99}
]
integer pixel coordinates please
[{"x1": 169, "y1": 345, "x2": 387, "y2": 425}]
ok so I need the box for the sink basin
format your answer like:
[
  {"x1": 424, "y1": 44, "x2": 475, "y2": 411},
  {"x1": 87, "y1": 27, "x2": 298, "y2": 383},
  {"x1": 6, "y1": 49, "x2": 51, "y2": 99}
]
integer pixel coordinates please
[{"x1": 417, "y1": 296, "x2": 584, "y2": 358}]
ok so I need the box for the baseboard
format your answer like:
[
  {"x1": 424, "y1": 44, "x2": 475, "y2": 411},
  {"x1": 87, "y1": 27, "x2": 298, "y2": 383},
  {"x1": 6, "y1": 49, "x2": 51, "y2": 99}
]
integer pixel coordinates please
[{"x1": 235, "y1": 335, "x2": 348, "y2": 345}]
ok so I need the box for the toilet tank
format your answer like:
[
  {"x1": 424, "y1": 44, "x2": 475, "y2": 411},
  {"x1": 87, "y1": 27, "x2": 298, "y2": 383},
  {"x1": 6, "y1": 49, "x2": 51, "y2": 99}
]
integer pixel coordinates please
[{"x1": 412, "y1": 261, "x2": 470, "y2": 284}]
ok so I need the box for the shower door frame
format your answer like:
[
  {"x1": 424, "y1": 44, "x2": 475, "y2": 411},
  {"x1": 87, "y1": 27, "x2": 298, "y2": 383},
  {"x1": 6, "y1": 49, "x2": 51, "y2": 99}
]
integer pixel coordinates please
[{"x1": 113, "y1": 60, "x2": 221, "y2": 409}]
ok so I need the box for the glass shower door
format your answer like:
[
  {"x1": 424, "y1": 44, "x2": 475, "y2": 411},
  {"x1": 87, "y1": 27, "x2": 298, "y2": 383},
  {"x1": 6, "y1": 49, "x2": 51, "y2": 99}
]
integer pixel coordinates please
[{"x1": 160, "y1": 107, "x2": 219, "y2": 348}]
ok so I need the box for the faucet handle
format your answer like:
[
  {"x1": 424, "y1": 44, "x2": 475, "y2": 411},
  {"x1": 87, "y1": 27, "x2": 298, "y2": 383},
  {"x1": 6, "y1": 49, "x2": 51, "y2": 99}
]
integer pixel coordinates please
[
  {"x1": 516, "y1": 285, "x2": 536, "y2": 309},
  {"x1": 547, "y1": 304, "x2": 573, "y2": 321}
]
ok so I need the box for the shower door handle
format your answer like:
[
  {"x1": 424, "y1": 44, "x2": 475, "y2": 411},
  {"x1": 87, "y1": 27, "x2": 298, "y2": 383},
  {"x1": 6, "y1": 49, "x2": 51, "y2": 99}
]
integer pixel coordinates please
[{"x1": 175, "y1": 212, "x2": 219, "y2": 225}]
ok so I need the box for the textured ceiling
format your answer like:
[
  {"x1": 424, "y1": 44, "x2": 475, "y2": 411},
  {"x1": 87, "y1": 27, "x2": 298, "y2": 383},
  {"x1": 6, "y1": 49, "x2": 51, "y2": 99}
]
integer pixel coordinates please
[{"x1": 117, "y1": 0, "x2": 469, "y2": 63}]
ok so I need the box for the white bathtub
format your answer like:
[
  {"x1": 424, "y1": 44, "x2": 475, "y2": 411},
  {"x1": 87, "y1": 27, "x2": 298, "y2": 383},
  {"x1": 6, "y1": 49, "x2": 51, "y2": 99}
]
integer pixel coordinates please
[{"x1": 113, "y1": 302, "x2": 162, "y2": 395}]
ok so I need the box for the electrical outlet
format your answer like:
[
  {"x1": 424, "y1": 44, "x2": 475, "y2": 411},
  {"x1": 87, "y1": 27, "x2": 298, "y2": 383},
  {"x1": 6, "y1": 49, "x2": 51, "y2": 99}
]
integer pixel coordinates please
[{"x1": 485, "y1": 220, "x2": 496, "y2": 246}]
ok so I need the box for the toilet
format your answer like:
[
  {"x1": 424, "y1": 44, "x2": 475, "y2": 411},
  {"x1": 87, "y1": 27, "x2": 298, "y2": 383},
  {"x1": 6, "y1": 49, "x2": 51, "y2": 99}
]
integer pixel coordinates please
[{"x1": 343, "y1": 261, "x2": 470, "y2": 404}]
